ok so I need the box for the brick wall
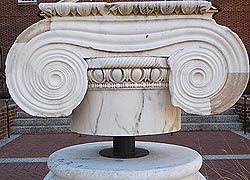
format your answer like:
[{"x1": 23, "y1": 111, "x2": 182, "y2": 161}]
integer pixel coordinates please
[
  {"x1": 0, "y1": 0, "x2": 58, "y2": 70},
  {"x1": 0, "y1": 104, "x2": 17, "y2": 139},
  {"x1": 211, "y1": 0, "x2": 250, "y2": 57},
  {"x1": 235, "y1": 96, "x2": 250, "y2": 131},
  {"x1": 211, "y1": 0, "x2": 250, "y2": 94}
]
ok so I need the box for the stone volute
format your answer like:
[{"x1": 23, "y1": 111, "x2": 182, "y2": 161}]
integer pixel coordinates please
[{"x1": 5, "y1": 0, "x2": 249, "y2": 180}]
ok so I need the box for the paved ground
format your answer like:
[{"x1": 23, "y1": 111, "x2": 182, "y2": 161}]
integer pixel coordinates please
[{"x1": 0, "y1": 131, "x2": 250, "y2": 180}]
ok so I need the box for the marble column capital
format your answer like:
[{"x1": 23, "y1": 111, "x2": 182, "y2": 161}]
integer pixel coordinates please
[{"x1": 6, "y1": 1, "x2": 249, "y2": 117}]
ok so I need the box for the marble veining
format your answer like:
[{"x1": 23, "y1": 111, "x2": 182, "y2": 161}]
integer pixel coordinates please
[
  {"x1": 134, "y1": 91, "x2": 145, "y2": 134},
  {"x1": 92, "y1": 97, "x2": 104, "y2": 135},
  {"x1": 71, "y1": 89, "x2": 181, "y2": 136}
]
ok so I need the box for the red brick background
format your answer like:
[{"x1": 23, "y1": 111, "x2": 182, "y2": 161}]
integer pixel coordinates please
[
  {"x1": 0, "y1": 0, "x2": 58, "y2": 70},
  {"x1": 0, "y1": 104, "x2": 17, "y2": 139},
  {"x1": 211, "y1": 0, "x2": 250, "y2": 57},
  {"x1": 235, "y1": 96, "x2": 250, "y2": 131},
  {"x1": 1, "y1": 131, "x2": 250, "y2": 179}
]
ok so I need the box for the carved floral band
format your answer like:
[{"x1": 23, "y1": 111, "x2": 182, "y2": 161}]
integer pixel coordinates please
[
  {"x1": 87, "y1": 57, "x2": 169, "y2": 89},
  {"x1": 39, "y1": 1, "x2": 211, "y2": 17}
]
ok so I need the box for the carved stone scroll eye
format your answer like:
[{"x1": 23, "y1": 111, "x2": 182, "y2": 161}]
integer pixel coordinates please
[
  {"x1": 169, "y1": 45, "x2": 226, "y2": 115},
  {"x1": 168, "y1": 45, "x2": 248, "y2": 115},
  {"x1": 6, "y1": 44, "x2": 88, "y2": 117}
]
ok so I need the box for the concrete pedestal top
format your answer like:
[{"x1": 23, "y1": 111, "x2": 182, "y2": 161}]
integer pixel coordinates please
[{"x1": 44, "y1": 141, "x2": 205, "y2": 180}]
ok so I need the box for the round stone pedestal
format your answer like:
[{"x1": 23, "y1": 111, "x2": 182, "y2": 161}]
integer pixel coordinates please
[{"x1": 44, "y1": 142, "x2": 205, "y2": 180}]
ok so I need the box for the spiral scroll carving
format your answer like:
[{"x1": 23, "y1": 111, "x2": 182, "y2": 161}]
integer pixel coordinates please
[
  {"x1": 169, "y1": 45, "x2": 228, "y2": 115},
  {"x1": 6, "y1": 8, "x2": 249, "y2": 117},
  {"x1": 6, "y1": 45, "x2": 88, "y2": 117}
]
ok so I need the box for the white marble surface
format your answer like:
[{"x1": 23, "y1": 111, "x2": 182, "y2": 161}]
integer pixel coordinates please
[
  {"x1": 71, "y1": 89, "x2": 181, "y2": 136},
  {"x1": 6, "y1": 43, "x2": 88, "y2": 117},
  {"x1": 44, "y1": 142, "x2": 205, "y2": 180},
  {"x1": 5, "y1": 0, "x2": 249, "y2": 117}
]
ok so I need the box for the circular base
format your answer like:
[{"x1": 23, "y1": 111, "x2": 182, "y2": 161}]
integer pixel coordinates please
[
  {"x1": 44, "y1": 171, "x2": 206, "y2": 180},
  {"x1": 44, "y1": 142, "x2": 205, "y2": 180},
  {"x1": 99, "y1": 147, "x2": 149, "y2": 158}
]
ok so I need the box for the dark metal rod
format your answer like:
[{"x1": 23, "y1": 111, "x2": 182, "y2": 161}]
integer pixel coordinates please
[
  {"x1": 99, "y1": 136, "x2": 149, "y2": 158},
  {"x1": 113, "y1": 136, "x2": 135, "y2": 155},
  {"x1": 244, "y1": 96, "x2": 247, "y2": 135}
]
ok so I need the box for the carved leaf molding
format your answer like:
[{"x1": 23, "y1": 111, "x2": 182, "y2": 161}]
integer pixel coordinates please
[{"x1": 39, "y1": 1, "x2": 212, "y2": 17}]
